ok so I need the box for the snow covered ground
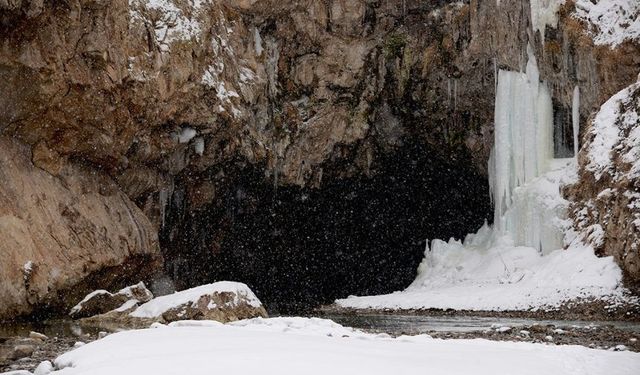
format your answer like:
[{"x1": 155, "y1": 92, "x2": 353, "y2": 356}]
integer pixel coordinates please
[{"x1": 36, "y1": 318, "x2": 640, "y2": 375}]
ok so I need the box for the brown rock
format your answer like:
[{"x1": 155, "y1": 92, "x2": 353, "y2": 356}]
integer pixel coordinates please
[
  {"x1": 0, "y1": 137, "x2": 162, "y2": 320},
  {"x1": 70, "y1": 282, "x2": 154, "y2": 319},
  {"x1": 9, "y1": 345, "x2": 34, "y2": 360}
]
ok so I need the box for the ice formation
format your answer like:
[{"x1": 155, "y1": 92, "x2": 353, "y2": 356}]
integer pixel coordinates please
[
  {"x1": 572, "y1": 86, "x2": 580, "y2": 158},
  {"x1": 530, "y1": 0, "x2": 565, "y2": 42},
  {"x1": 490, "y1": 46, "x2": 558, "y2": 253}
]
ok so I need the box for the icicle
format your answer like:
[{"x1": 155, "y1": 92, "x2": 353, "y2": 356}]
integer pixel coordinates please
[
  {"x1": 159, "y1": 189, "x2": 169, "y2": 228},
  {"x1": 493, "y1": 57, "x2": 498, "y2": 91},
  {"x1": 454, "y1": 79, "x2": 458, "y2": 112},
  {"x1": 572, "y1": 85, "x2": 580, "y2": 158}
]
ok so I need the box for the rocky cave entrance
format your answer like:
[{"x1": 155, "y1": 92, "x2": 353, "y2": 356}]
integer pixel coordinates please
[{"x1": 159, "y1": 139, "x2": 492, "y2": 313}]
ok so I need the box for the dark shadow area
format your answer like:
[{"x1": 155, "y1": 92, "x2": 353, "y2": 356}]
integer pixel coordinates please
[{"x1": 160, "y1": 139, "x2": 492, "y2": 314}]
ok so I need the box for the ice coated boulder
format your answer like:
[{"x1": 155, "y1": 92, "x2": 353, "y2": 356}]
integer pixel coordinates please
[
  {"x1": 129, "y1": 282, "x2": 267, "y2": 323},
  {"x1": 70, "y1": 282, "x2": 154, "y2": 319}
]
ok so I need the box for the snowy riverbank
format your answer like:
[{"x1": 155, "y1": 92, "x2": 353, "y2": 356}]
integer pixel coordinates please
[{"x1": 10, "y1": 317, "x2": 640, "y2": 375}]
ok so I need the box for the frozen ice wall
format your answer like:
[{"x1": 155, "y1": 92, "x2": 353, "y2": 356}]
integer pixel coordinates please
[{"x1": 490, "y1": 48, "x2": 564, "y2": 254}]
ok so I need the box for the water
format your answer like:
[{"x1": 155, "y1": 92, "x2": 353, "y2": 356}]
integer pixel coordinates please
[
  {"x1": 0, "y1": 319, "x2": 105, "y2": 340},
  {"x1": 320, "y1": 313, "x2": 640, "y2": 335},
  {"x1": 2, "y1": 314, "x2": 640, "y2": 341}
]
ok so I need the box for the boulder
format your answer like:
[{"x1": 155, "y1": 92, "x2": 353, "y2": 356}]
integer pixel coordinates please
[
  {"x1": 130, "y1": 281, "x2": 268, "y2": 324},
  {"x1": 70, "y1": 282, "x2": 154, "y2": 319},
  {"x1": 82, "y1": 282, "x2": 267, "y2": 327}
]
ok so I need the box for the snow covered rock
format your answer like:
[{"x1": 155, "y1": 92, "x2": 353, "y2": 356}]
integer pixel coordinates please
[
  {"x1": 568, "y1": 82, "x2": 640, "y2": 284},
  {"x1": 129, "y1": 282, "x2": 267, "y2": 323},
  {"x1": 69, "y1": 282, "x2": 153, "y2": 319}
]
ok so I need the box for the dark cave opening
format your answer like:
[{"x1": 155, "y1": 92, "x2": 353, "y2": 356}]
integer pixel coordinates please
[{"x1": 160, "y1": 139, "x2": 492, "y2": 313}]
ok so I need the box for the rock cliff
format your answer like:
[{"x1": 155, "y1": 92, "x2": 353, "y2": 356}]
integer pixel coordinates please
[{"x1": 0, "y1": 137, "x2": 161, "y2": 320}]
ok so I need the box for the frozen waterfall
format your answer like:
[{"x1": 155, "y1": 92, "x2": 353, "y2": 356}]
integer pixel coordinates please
[{"x1": 489, "y1": 48, "x2": 565, "y2": 254}]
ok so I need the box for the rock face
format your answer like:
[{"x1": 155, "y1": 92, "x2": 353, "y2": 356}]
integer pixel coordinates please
[
  {"x1": 0, "y1": 137, "x2": 162, "y2": 320},
  {"x1": 567, "y1": 82, "x2": 640, "y2": 291},
  {"x1": 69, "y1": 282, "x2": 154, "y2": 319}
]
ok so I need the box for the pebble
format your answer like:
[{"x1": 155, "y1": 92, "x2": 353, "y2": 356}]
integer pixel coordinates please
[
  {"x1": 496, "y1": 326, "x2": 512, "y2": 333},
  {"x1": 611, "y1": 345, "x2": 628, "y2": 352},
  {"x1": 73, "y1": 341, "x2": 85, "y2": 348},
  {"x1": 519, "y1": 330, "x2": 530, "y2": 336},
  {"x1": 28, "y1": 332, "x2": 48, "y2": 342},
  {"x1": 552, "y1": 329, "x2": 565, "y2": 335},
  {"x1": 98, "y1": 332, "x2": 108, "y2": 339},
  {"x1": 545, "y1": 335, "x2": 553, "y2": 342}
]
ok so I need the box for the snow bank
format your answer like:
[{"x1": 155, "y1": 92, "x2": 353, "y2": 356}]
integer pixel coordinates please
[
  {"x1": 49, "y1": 317, "x2": 640, "y2": 375},
  {"x1": 130, "y1": 281, "x2": 262, "y2": 318},
  {"x1": 574, "y1": 0, "x2": 640, "y2": 47}
]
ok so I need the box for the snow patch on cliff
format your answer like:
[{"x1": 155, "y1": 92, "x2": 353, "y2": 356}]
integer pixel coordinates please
[
  {"x1": 574, "y1": 0, "x2": 640, "y2": 47},
  {"x1": 129, "y1": 0, "x2": 210, "y2": 52},
  {"x1": 586, "y1": 82, "x2": 640, "y2": 180}
]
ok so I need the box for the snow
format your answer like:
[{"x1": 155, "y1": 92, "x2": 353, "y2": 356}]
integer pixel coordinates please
[
  {"x1": 337, "y1": 52, "x2": 631, "y2": 313},
  {"x1": 192, "y1": 137, "x2": 205, "y2": 155},
  {"x1": 337, "y1": 219, "x2": 626, "y2": 311},
  {"x1": 69, "y1": 290, "x2": 111, "y2": 315},
  {"x1": 47, "y1": 317, "x2": 640, "y2": 375},
  {"x1": 129, "y1": 281, "x2": 262, "y2": 318},
  {"x1": 34, "y1": 361, "x2": 53, "y2": 375},
  {"x1": 586, "y1": 82, "x2": 639, "y2": 180},
  {"x1": 574, "y1": 0, "x2": 640, "y2": 47},
  {"x1": 176, "y1": 127, "x2": 197, "y2": 144},
  {"x1": 129, "y1": 0, "x2": 207, "y2": 52}
]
